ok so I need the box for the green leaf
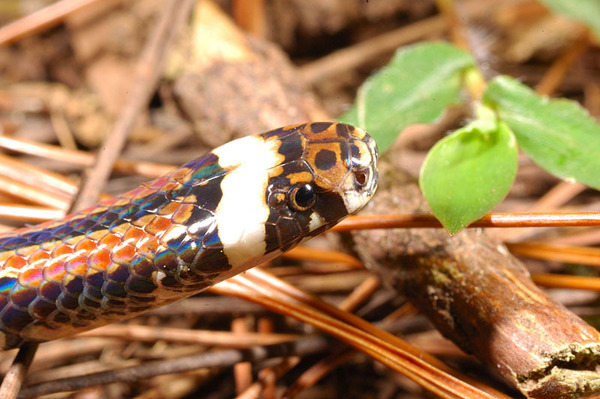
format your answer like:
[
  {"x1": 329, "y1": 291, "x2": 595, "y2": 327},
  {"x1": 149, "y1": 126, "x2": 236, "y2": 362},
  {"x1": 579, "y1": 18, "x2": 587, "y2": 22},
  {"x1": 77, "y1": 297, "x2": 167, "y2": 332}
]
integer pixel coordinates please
[
  {"x1": 537, "y1": 0, "x2": 600, "y2": 40},
  {"x1": 483, "y1": 75, "x2": 600, "y2": 190},
  {"x1": 420, "y1": 117, "x2": 518, "y2": 234},
  {"x1": 339, "y1": 42, "x2": 475, "y2": 153}
]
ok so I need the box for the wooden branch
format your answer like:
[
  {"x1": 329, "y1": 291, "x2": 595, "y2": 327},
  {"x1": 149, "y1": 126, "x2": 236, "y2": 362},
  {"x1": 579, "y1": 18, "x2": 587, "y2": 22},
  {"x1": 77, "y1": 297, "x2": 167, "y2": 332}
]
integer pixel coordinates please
[{"x1": 351, "y1": 165, "x2": 600, "y2": 398}]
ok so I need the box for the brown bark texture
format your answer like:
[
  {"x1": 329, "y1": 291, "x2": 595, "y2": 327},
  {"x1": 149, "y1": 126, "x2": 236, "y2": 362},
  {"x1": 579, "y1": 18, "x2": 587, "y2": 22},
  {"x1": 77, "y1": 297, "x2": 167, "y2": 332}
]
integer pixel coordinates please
[{"x1": 351, "y1": 163, "x2": 600, "y2": 399}]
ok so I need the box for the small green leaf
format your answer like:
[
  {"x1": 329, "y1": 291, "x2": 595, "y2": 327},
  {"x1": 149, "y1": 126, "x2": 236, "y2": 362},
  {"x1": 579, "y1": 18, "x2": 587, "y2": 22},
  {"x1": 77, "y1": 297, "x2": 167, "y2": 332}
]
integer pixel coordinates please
[
  {"x1": 339, "y1": 42, "x2": 475, "y2": 153},
  {"x1": 537, "y1": 0, "x2": 600, "y2": 40},
  {"x1": 483, "y1": 75, "x2": 600, "y2": 190},
  {"x1": 420, "y1": 117, "x2": 518, "y2": 234}
]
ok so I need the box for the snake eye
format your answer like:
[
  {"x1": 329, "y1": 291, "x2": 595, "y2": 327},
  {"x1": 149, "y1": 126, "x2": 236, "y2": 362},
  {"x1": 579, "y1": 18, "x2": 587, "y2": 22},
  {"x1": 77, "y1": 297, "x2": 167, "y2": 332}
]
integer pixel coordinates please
[{"x1": 288, "y1": 184, "x2": 316, "y2": 211}]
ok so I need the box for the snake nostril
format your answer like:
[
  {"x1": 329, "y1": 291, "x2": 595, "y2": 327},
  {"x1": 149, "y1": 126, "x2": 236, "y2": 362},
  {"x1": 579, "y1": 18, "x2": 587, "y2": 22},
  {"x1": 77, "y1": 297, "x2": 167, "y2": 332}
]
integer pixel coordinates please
[{"x1": 354, "y1": 169, "x2": 369, "y2": 187}]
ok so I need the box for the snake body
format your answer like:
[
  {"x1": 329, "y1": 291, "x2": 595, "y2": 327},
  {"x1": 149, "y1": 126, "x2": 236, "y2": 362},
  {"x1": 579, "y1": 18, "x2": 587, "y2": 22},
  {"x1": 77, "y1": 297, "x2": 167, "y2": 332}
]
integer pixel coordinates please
[{"x1": 0, "y1": 122, "x2": 378, "y2": 349}]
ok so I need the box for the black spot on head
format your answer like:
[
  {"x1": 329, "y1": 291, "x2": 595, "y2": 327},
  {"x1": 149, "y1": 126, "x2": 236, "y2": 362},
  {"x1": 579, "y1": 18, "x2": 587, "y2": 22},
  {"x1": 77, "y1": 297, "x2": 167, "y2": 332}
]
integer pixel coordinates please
[
  {"x1": 350, "y1": 143, "x2": 362, "y2": 163},
  {"x1": 314, "y1": 149, "x2": 337, "y2": 170},
  {"x1": 310, "y1": 122, "x2": 332, "y2": 133},
  {"x1": 262, "y1": 125, "x2": 298, "y2": 141},
  {"x1": 336, "y1": 123, "x2": 350, "y2": 138},
  {"x1": 277, "y1": 132, "x2": 304, "y2": 163}
]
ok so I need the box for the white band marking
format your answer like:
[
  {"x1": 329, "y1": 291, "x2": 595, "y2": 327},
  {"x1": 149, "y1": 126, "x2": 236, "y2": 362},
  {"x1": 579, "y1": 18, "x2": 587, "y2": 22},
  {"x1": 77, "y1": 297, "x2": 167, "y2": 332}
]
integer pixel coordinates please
[{"x1": 212, "y1": 136, "x2": 278, "y2": 269}]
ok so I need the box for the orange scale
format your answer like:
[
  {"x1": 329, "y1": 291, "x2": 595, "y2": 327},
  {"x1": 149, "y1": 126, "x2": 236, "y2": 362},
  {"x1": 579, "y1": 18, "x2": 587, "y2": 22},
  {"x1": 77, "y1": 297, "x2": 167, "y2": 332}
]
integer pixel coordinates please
[
  {"x1": 158, "y1": 200, "x2": 181, "y2": 216},
  {"x1": 64, "y1": 235, "x2": 85, "y2": 248},
  {"x1": 159, "y1": 224, "x2": 187, "y2": 246},
  {"x1": 5, "y1": 254, "x2": 27, "y2": 270},
  {"x1": 180, "y1": 194, "x2": 198, "y2": 204},
  {"x1": 123, "y1": 226, "x2": 147, "y2": 244},
  {"x1": 51, "y1": 243, "x2": 75, "y2": 258},
  {"x1": 99, "y1": 197, "x2": 119, "y2": 207},
  {"x1": 29, "y1": 249, "x2": 50, "y2": 265},
  {"x1": 98, "y1": 233, "x2": 121, "y2": 251},
  {"x1": 131, "y1": 214, "x2": 155, "y2": 229},
  {"x1": 18, "y1": 267, "x2": 43, "y2": 288},
  {"x1": 75, "y1": 238, "x2": 98, "y2": 253},
  {"x1": 162, "y1": 181, "x2": 180, "y2": 192},
  {"x1": 64, "y1": 254, "x2": 88, "y2": 275},
  {"x1": 110, "y1": 243, "x2": 136, "y2": 265},
  {"x1": 111, "y1": 197, "x2": 132, "y2": 207},
  {"x1": 170, "y1": 168, "x2": 192, "y2": 184},
  {"x1": 125, "y1": 186, "x2": 146, "y2": 197},
  {"x1": 146, "y1": 176, "x2": 169, "y2": 189},
  {"x1": 137, "y1": 236, "x2": 159, "y2": 257},
  {"x1": 15, "y1": 245, "x2": 38, "y2": 257},
  {"x1": 44, "y1": 259, "x2": 66, "y2": 281},
  {"x1": 144, "y1": 216, "x2": 172, "y2": 236},
  {"x1": 88, "y1": 249, "x2": 111, "y2": 270},
  {"x1": 40, "y1": 240, "x2": 59, "y2": 252},
  {"x1": 109, "y1": 222, "x2": 130, "y2": 236},
  {"x1": 86, "y1": 229, "x2": 109, "y2": 243},
  {"x1": 172, "y1": 203, "x2": 194, "y2": 225}
]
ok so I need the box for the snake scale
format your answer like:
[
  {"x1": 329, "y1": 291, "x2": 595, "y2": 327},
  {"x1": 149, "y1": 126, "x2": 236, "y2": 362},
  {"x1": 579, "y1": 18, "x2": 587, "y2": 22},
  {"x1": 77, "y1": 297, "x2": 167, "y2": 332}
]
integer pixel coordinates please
[{"x1": 0, "y1": 122, "x2": 378, "y2": 349}]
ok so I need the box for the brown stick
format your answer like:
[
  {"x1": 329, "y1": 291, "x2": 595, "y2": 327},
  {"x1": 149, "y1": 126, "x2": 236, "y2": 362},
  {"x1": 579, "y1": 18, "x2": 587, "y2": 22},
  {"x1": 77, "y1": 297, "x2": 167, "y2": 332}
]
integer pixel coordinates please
[
  {"x1": 334, "y1": 211, "x2": 600, "y2": 231},
  {"x1": 299, "y1": 16, "x2": 446, "y2": 84},
  {"x1": 69, "y1": 0, "x2": 194, "y2": 212},
  {"x1": 0, "y1": 344, "x2": 37, "y2": 399},
  {"x1": 351, "y1": 165, "x2": 600, "y2": 398},
  {"x1": 0, "y1": 0, "x2": 112, "y2": 46}
]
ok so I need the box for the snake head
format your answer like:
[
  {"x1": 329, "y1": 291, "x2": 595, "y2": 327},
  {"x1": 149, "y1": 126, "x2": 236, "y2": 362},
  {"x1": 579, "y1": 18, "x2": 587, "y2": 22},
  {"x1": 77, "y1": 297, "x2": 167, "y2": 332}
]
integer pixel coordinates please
[
  {"x1": 184, "y1": 122, "x2": 378, "y2": 276},
  {"x1": 261, "y1": 122, "x2": 379, "y2": 252}
]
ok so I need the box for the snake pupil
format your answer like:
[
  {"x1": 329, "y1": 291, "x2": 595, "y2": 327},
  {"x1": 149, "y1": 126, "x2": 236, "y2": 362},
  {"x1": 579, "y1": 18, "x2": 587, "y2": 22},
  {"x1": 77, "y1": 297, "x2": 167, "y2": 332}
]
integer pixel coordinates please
[{"x1": 289, "y1": 184, "x2": 316, "y2": 211}]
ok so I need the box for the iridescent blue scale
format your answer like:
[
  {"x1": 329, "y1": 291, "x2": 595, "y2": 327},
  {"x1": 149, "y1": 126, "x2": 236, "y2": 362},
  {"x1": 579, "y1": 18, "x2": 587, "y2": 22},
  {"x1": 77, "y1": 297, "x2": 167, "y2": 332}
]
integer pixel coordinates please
[{"x1": 0, "y1": 277, "x2": 16, "y2": 293}]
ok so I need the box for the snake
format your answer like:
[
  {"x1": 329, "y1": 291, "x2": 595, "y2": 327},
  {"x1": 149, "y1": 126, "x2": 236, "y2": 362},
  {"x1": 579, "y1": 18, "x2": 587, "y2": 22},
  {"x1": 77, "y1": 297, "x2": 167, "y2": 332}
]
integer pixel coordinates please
[{"x1": 0, "y1": 122, "x2": 378, "y2": 350}]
